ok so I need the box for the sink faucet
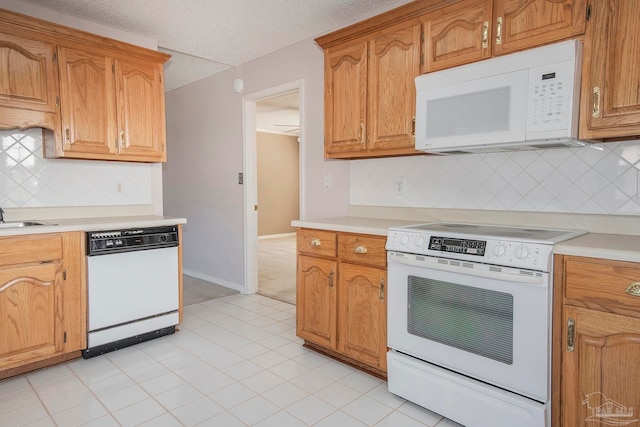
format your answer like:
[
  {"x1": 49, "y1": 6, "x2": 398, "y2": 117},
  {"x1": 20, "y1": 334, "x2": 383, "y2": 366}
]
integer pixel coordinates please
[{"x1": 0, "y1": 207, "x2": 4, "y2": 223}]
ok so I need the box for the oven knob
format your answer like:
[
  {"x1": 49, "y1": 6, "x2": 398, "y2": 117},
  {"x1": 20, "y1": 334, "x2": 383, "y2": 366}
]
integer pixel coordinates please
[
  {"x1": 514, "y1": 245, "x2": 530, "y2": 259},
  {"x1": 491, "y1": 243, "x2": 506, "y2": 257},
  {"x1": 414, "y1": 236, "x2": 425, "y2": 247}
]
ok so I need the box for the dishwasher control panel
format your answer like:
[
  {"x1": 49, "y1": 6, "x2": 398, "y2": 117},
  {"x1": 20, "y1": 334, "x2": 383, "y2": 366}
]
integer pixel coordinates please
[{"x1": 87, "y1": 225, "x2": 179, "y2": 255}]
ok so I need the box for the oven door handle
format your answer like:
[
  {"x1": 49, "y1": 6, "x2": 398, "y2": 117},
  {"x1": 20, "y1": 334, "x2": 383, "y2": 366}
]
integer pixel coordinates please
[{"x1": 388, "y1": 255, "x2": 544, "y2": 285}]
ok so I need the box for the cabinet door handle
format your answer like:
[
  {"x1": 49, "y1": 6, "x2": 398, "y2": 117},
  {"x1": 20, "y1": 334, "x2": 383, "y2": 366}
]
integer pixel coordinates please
[
  {"x1": 328, "y1": 269, "x2": 334, "y2": 288},
  {"x1": 567, "y1": 317, "x2": 575, "y2": 352},
  {"x1": 592, "y1": 87, "x2": 601, "y2": 118},
  {"x1": 359, "y1": 123, "x2": 365, "y2": 144},
  {"x1": 65, "y1": 126, "x2": 71, "y2": 144},
  {"x1": 119, "y1": 130, "x2": 126, "y2": 149},
  {"x1": 411, "y1": 117, "x2": 416, "y2": 136},
  {"x1": 309, "y1": 238, "x2": 321, "y2": 246},
  {"x1": 626, "y1": 282, "x2": 640, "y2": 297},
  {"x1": 379, "y1": 278, "x2": 385, "y2": 301},
  {"x1": 482, "y1": 21, "x2": 489, "y2": 48},
  {"x1": 354, "y1": 245, "x2": 367, "y2": 254},
  {"x1": 496, "y1": 17, "x2": 503, "y2": 45}
]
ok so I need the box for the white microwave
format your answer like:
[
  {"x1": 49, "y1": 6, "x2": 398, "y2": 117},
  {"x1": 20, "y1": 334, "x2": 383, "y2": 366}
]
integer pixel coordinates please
[{"x1": 415, "y1": 40, "x2": 587, "y2": 154}]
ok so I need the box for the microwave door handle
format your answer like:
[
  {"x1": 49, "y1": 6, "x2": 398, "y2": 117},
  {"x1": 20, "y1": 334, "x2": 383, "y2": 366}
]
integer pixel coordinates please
[{"x1": 388, "y1": 254, "x2": 544, "y2": 285}]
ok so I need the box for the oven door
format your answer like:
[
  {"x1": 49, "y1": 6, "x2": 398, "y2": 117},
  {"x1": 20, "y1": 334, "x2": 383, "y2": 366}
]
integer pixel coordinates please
[{"x1": 387, "y1": 251, "x2": 550, "y2": 402}]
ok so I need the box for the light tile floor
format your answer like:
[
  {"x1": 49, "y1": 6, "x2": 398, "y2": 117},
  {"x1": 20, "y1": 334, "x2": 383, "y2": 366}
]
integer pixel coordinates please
[
  {"x1": 258, "y1": 235, "x2": 296, "y2": 305},
  {"x1": 0, "y1": 294, "x2": 463, "y2": 427}
]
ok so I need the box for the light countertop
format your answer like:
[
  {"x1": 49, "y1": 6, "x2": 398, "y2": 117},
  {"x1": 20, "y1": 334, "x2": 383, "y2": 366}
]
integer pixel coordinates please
[
  {"x1": 0, "y1": 215, "x2": 187, "y2": 237},
  {"x1": 294, "y1": 216, "x2": 640, "y2": 263},
  {"x1": 292, "y1": 217, "x2": 421, "y2": 236},
  {"x1": 554, "y1": 233, "x2": 640, "y2": 263}
]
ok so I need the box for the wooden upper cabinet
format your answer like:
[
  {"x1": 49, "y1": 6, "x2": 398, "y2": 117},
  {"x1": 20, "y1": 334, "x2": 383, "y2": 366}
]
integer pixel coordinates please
[
  {"x1": 0, "y1": 30, "x2": 59, "y2": 131},
  {"x1": 0, "y1": 8, "x2": 169, "y2": 162},
  {"x1": 494, "y1": 0, "x2": 587, "y2": 55},
  {"x1": 324, "y1": 40, "x2": 368, "y2": 157},
  {"x1": 115, "y1": 58, "x2": 166, "y2": 161},
  {"x1": 368, "y1": 22, "x2": 421, "y2": 153},
  {"x1": 57, "y1": 46, "x2": 117, "y2": 157},
  {"x1": 423, "y1": 0, "x2": 493, "y2": 72},
  {"x1": 579, "y1": 0, "x2": 640, "y2": 140}
]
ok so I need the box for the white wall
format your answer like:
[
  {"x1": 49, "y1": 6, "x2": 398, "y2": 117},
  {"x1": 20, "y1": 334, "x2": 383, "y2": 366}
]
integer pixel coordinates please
[{"x1": 163, "y1": 38, "x2": 349, "y2": 290}]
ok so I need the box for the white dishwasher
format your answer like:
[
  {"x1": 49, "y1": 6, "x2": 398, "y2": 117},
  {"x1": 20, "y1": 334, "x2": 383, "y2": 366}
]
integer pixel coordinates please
[{"x1": 83, "y1": 225, "x2": 180, "y2": 358}]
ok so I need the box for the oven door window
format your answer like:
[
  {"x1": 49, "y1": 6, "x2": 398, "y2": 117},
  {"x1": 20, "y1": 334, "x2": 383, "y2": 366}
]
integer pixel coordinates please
[{"x1": 408, "y1": 275, "x2": 513, "y2": 364}]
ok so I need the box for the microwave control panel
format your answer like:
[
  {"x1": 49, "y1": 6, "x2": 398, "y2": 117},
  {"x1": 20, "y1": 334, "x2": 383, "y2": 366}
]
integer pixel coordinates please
[{"x1": 527, "y1": 59, "x2": 576, "y2": 132}]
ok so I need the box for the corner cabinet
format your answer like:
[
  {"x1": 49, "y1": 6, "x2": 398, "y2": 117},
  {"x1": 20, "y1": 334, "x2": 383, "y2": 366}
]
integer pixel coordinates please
[
  {"x1": 320, "y1": 20, "x2": 422, "y2": 159},
  {"x1": 0, "y1": 232, "x2": 86, "y2": 379},
  {"x1": 579, "y1": 0, "x2": 640, "y2": 140},
  {"x1": 0, "y1": 8, "x2": 169, "y2": 162},
  {"x1": 296, "y1": 228, "x2": 387, "y2": 376},
  {"x1": 553, "y1": 255, "x2": 640, "y2": 427}
]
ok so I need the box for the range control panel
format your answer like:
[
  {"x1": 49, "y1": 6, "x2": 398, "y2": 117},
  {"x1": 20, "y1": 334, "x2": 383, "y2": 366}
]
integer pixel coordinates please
[{"x1": 428, "y1": 236, "x2": 486, "y2": 256}]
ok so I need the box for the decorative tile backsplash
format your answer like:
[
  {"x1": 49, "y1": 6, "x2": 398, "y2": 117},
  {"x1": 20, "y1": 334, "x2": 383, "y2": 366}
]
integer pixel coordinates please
[
  {"x1": 351, "y1": 140, "x2": 640, "y2": 216},
  {"x1": 0, "y1": 129, "x2": 153, "y2": 207}
]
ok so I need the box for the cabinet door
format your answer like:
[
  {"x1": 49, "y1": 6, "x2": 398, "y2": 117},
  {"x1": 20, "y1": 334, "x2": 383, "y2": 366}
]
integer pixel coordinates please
[
  {"x1": 423, "y1": 0, "x2": 493, "y2": 72},
  {"x1": 0, "y1": 263, "x2": 63, "y2": 370},
  {"x1": 115, "y1": 58, "x2": 166, "y2": 161},
  {"x1": 368, "y1": 21, "x2": 421, "y2": 153},
  {"x1": 493, "y1": 0, "x2": 587, "y2": 55},
  {"x1": 0, "y1": 32, "x2": 58, "y2": 115},
  {"x1": 324, "y1": 40, "x2": 367, "y2": 157},
  {"x1": 337, "y1": 263, "x2": 387, "y2": 371},
  {"x1": 58, "y1": 46, "x2": 117, "y2": 157},
  {"x1": 296, "y1": 255, "x2": 337, "y2": 349},
  {"x1": 579, "y1": 0, "x2": 640, "y2": 139},
  {"x1": 562, "y1": 306, "x2": 640, "y2": 427}
]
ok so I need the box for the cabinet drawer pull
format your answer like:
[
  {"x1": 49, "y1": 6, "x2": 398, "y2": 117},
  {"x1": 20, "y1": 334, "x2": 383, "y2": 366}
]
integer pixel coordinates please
[
  {"x1": 482, "y1": 21, "x2": 489, "y2": 48},
  {"x1": 626, "y1": 282, "x2": 640, "y2": 297},
  {"x1": 592, "y1": 87, "x2": 601, "y2": 118},
  {"x1": 354, "y1": 245, "x2": 367, "y2": 254},
  {"x1": 309, "y1": 238, "x2": 321, "y2": 246},
  {"x1": 567, "y1": 318, "x2": 575, "y2": 352},
  {"x1": 496, "y1": 17, "x2": 503, "y2": 45}
]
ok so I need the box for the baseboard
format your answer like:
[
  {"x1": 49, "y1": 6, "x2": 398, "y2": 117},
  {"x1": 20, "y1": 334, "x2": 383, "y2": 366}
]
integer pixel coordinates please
[
  {"x1": 183, "y1": 269, "x2": 244, "y2": 293},
  {"x1": 258, "y1": 232, "x2": 296, "y2": 239}
]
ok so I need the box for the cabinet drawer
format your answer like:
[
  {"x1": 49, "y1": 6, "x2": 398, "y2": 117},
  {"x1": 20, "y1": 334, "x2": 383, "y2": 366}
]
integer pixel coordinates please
[
  {"x1": 564, "y1": 256, "x2": 640, "y2": 317},
  {"x1": 297, "y1": 229, "x2": 337, "y2": 258},
  {"x1": 338, "y1": 234, "x2": 386, "y2": 268},
  {"x1": 0, "y1": 234, "x2": 63, "y2": 267}
]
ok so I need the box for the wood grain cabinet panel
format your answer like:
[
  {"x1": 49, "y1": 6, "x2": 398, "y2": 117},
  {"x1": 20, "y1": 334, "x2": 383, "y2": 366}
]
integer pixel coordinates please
[
  {"x1": 296, "y1": 255, "x2": 337, "y2": 349},
  {"x1": 423, "y1": 0, "x2": 493, "y2": 72},
  {"x1": 554, "y1": 255, "x2": 640, "y2": 427},
  {"x1": 579, "y1": 0, "x2": 640, "y2": 139},
  {"x1": 296, "y1": 228, "x2": 388, "y2": 376},
  {"x1": 0, "y1": 232, "x2": 86, "y2": 379},
  {"x1": 494, "y1": 0, "x2": 587, "y2": 55}
]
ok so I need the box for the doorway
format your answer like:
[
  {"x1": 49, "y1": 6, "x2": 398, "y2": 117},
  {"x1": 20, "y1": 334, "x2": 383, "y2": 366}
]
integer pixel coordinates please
[{"x1": 242, "y1": 80, "x2": 304, "y2": 302}]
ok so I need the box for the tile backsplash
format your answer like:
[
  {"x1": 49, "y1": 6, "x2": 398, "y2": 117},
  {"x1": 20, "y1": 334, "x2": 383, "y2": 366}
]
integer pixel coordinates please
[
  {"x1": 351, "y1": 140, "x2": 640, "y2": 216},
  {"x1": 0, "y1": 129, "x2": 153, "y2": 207}
]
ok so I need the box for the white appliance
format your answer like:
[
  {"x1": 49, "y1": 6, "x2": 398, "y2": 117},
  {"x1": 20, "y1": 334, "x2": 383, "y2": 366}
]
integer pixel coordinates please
[
  {"x1": 83, "y1": 226, "x2": 180, "y2": 358},
  {"x1": 385, "y1": 223, "x2": 586, "y2": 427},
  {"x1": 415, "y1": 40, "x2": 586, "y2": 154}
]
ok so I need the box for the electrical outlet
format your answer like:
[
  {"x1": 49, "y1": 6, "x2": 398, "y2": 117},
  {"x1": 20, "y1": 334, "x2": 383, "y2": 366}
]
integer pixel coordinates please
[
  {"x1": 324, "y1": 173, "x2": 331, "y2": 188},
  {"x1": 393, "y1": 176, "x2": 406, "y2": 195}
]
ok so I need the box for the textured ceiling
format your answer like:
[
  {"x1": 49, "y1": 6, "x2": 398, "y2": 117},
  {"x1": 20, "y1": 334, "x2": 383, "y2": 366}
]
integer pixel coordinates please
[{"x1": 18, "y1": 0, "x2": 413, "y2": 91}]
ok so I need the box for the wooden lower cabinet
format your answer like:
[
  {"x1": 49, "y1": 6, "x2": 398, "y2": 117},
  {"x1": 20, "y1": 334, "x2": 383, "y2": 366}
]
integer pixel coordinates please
[
  {"x1": 554, "y1": 255, "x2": 640, "y2": 427},
  {"x1": 0, "y1": 232, "x2": 86, "y2": 378},
  {"x1": 296, "y1": 228, "x2": 387, "y2": 376}
]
